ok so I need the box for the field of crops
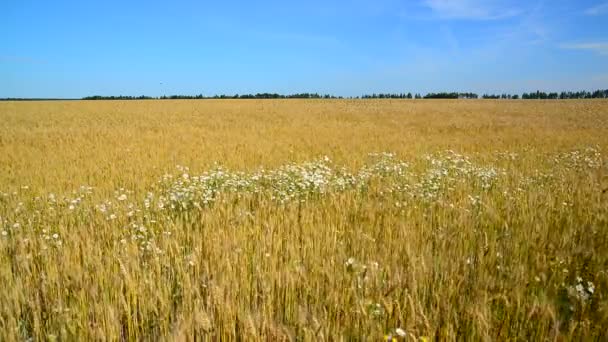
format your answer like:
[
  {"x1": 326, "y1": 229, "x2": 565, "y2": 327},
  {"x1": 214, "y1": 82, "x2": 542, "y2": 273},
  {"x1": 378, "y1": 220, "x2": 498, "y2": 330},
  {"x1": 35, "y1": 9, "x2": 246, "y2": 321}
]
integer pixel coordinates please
[{"x1": 1, "y1": 99, "x2": 608, "y2": 340}]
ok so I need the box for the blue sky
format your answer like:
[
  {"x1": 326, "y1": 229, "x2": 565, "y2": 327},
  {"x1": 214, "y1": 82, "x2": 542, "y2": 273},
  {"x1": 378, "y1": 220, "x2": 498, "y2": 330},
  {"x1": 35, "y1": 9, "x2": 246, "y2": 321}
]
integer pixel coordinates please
[{"x1": 2, "y1": 0, "x2": 608, "y2": 97}]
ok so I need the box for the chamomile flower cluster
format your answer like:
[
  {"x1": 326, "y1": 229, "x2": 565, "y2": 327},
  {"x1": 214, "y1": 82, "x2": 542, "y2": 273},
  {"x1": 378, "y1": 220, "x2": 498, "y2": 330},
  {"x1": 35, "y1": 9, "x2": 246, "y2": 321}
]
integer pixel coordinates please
[
  {"x1": 570, "y1": 276, "x2": 596, "y2": 302},
  {"x1": 159, "y1": 153, "x2": 410, "y2": 208},
  {"x1": 555, "y1": 146, "x2": 603, "y2": 171},
  {"x1": 403, "y1": 151, "x2": 503, "y2": 201}
]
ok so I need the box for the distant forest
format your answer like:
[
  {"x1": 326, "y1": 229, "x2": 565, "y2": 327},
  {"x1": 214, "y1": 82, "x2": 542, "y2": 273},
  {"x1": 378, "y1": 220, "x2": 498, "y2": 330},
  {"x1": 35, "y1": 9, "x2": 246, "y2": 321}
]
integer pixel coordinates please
[
  {"x1": 83, "y1": 93, "x2": 342, "y2": 100},
  {"x1": 2, "y1": 89, "x2": 608, "y2": 101},
  {"x1": 80, "y1": 89, "x2": 608, "y2": 100}
]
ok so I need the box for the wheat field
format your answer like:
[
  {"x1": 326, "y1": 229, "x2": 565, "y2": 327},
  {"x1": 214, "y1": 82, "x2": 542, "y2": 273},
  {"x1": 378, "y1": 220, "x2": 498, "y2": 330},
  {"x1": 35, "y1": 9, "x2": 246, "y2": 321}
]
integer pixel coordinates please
[{"x1": 1, "y1": 99, "x2": 608, "y2": 340}]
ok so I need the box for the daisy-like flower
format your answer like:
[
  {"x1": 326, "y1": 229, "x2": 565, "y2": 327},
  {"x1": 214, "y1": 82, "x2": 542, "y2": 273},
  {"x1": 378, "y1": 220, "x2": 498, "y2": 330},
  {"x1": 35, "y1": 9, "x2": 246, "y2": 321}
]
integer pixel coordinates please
[
  {"x1": 345, "y1": 257, "x2": 356, "y2": 271},
  {"x1": 587, "y1": 281, "x2": 595, "y2": 294}
]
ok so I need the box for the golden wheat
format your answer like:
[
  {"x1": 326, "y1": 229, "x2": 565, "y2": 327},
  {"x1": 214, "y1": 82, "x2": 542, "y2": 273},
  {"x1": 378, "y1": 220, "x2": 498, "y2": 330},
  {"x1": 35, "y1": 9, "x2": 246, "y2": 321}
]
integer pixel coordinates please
[{"x1": 1, "y1": 99, "x2": 608, "y2": 340}]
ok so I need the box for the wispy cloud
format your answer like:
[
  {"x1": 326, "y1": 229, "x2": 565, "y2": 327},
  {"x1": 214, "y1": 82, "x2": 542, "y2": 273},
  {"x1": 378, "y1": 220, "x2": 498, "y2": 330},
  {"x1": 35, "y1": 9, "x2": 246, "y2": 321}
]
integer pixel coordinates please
[
  {"x1": 492, "y1": 1, "x2": 550, "y2": 45},
  {"x1": 584, "y1": 2, "x2": 608, "y2": 16},
  {"x1": 423, "y1": 0, "x2": 521, "y2": 20},
  {"x1": 561, "y1": 42, "x2": 608, "y2": 56}
]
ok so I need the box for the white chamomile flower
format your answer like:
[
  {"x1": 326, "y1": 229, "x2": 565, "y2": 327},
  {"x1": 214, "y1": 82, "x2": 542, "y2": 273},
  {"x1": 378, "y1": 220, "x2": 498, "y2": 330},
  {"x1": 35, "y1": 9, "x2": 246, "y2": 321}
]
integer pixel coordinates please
[{"x1": 395, "y1": 328, "x2": 406, "y2": 337}]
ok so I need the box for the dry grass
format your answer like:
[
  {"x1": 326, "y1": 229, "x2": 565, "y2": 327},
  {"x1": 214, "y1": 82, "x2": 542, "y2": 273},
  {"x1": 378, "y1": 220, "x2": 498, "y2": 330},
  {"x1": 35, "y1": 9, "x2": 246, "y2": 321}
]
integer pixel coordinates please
[{"x1": 1, "y1": 99, "x2": 608, "y2": 340}]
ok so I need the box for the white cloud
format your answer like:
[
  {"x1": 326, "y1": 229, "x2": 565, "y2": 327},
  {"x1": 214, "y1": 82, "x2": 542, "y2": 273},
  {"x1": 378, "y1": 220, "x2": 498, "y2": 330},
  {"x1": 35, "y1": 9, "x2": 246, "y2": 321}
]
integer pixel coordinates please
[
  {"x1": 424, "y1": 0, "x2": 520, "y2": 20},
  {"x1": 561, "y1": 43, "x2": 608, "y2": 56},
  {"x1": 584, "y1": 2, "x2": 608, "y2": 16}
]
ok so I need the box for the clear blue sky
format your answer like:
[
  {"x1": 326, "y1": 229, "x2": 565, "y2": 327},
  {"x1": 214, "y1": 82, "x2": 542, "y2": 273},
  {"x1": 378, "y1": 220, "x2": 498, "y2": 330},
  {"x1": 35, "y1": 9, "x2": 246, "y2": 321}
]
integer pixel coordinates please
[{"x1": 2, "y1": 0, "x2": 608, "y2": 98}]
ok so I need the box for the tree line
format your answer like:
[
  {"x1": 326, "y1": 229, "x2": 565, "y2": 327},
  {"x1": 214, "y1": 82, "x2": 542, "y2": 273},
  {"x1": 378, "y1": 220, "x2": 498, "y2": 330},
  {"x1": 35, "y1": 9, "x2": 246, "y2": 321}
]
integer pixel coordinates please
[
  {"x1": 4, "y1": 89, "x2": 607, "y2": 101},
  {"x1": 360, "y1": 90, "x2": 608, "y2": 99},
  {"x1": 82, "y1": 93, "x2": 342, "y2": 100},
  {"x1": 78, "y1": 89, "x2": 608, "y2": 100},
  {"x1": 521, "y1": 90, "x2": 608, "y2": 99}
]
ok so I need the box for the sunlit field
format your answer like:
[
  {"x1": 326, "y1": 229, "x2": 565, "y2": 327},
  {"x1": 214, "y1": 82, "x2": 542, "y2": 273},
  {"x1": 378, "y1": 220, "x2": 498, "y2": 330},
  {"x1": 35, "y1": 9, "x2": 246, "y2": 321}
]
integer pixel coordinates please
[{"x1": 1, "y1": 99, "x2": 608, "y2": 340}]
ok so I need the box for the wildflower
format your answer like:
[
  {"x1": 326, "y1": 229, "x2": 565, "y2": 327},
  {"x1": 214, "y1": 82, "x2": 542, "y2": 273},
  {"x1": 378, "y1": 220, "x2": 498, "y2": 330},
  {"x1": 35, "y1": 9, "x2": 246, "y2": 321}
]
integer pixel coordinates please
[
  {"x1": 345, "y1": 257, "x2": 356, "y2": 271},
  {"x1": 572, "y1": 278, "x2": 594, "y2": 301},
  {"x1": 587, "y1": 281, "x2": 595, "y2": 294},
  {"x1": 1, "y1": 231, "x2": 7, "y2": 236},
  {"x1": 117, "y1": 194, "x2": 127, "y2": 201},
  {"x1": 395, "y1": 328, "x2": 406, "y2": 337},
  {"x1": 52, "y1": 233, "x2": 59, "y2": 239},
  {"x1": 576, "y1": 283, "x2": 585, "y2": 293},
  {"x1": 13, "y1": 223, "x2": 20, "y2": 229}
]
